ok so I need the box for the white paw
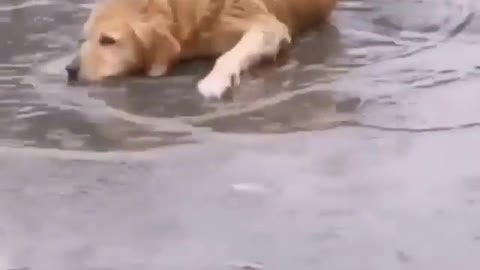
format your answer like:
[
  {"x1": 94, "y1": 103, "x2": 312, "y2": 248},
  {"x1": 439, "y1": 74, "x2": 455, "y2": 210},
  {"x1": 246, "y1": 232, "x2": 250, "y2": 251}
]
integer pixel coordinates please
[{"x1": 197, "y1": 68, "x2": 240, "y2": 99}]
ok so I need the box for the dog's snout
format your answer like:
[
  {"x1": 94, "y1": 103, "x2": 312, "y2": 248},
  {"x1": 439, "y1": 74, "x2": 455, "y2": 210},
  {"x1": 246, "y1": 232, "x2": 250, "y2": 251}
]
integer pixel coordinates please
[{"x1": 65, "y1": 58, "x2": 80, "y2": 81}]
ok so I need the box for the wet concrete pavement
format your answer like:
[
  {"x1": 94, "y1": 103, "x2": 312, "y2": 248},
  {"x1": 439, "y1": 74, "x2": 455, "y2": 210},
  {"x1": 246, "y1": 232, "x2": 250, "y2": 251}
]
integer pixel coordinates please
[{"x1": 1, "y1": 0, "x2": 480, "y2": 269}]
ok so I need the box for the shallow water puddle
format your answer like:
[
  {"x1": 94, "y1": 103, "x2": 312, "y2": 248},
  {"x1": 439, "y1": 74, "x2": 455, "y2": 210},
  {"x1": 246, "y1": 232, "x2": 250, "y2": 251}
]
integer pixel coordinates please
[{"x1": 0, "y1": 0, "x2": 477, "y2": 152}]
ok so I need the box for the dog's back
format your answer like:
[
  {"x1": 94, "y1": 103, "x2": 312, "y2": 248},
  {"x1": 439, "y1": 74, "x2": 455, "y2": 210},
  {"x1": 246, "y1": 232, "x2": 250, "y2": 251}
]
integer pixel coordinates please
[{"x1": 261, "y1": 0, "x2": 337, "y2": 35}]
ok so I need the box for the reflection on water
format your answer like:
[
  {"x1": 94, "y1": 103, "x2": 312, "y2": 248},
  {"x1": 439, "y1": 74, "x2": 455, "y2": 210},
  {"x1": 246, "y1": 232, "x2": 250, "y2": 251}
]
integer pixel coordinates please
[{"x1": 0, "y1": 0, "x2": 478, "y2": 151}]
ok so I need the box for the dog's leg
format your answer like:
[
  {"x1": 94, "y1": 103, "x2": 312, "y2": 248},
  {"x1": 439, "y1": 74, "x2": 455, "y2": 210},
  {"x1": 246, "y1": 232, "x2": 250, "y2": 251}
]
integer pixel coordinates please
[{"x1": 197, "y1": 17, "x2": 291, "y2": 98}]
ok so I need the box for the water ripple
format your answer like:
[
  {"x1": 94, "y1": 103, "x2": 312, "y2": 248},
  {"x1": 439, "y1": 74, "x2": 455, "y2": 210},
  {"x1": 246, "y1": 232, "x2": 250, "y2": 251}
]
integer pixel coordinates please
[{"x1": 0, "y1": 0, "x2": 478, "y2": 151}]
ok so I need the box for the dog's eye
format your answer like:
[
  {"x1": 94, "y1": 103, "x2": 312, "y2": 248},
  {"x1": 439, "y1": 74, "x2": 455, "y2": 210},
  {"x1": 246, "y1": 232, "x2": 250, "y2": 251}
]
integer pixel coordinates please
[{"x1": 99, "y1": 34, "x2": 116, "y2": 46}]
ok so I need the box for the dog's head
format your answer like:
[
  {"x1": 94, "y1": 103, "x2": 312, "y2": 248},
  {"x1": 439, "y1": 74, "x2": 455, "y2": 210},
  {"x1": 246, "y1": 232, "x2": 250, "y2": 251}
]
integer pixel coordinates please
[{"x1": 66, "y1": 0, "x2": 180, "y2": 82}]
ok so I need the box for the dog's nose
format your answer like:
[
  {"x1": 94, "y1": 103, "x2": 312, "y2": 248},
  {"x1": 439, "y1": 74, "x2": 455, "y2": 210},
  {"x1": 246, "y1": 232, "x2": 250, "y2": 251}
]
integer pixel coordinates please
[{"x1": 65, "y1": 58, "x2": 80, "y2": 81}]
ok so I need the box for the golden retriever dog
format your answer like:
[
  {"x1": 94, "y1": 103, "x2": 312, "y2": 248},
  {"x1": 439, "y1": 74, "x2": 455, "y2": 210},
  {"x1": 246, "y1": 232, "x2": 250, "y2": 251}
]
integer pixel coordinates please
[{"x1": 66, "y1": 0, "x2": 337, "y2": 98}]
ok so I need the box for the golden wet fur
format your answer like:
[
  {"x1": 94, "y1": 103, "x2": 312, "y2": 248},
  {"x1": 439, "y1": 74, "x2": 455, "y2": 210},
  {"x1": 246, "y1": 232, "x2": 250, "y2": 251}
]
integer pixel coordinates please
[{"x1": 73, "y1": 0, "x2": 337, "y2": 98}]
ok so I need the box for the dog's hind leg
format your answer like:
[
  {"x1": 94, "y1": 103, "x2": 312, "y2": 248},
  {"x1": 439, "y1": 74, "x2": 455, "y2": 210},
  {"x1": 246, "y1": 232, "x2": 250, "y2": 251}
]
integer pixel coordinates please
[{"x1": 197, "y1": 16, "x2": 291, "y2": 99}]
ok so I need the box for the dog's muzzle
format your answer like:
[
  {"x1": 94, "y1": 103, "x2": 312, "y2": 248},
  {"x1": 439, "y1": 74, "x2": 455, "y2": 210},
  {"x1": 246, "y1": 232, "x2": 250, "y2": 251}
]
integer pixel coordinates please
[{"x1": 65, "y1": 56, "x2": 80, "y2": 81}]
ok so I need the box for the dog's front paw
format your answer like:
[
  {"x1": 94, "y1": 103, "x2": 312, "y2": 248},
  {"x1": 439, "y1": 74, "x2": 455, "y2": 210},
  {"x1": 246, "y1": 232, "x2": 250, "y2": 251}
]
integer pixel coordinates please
[
  {"x1": 147, "y1": 64, "x2": 168, "y2": 77},
  {"x1": 197, "y1": 67, "x2": 240, "y2": 99}
]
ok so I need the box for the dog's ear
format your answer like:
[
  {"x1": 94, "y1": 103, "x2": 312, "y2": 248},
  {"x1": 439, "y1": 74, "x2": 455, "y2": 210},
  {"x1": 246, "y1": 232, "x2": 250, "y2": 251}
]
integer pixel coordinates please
[{"x1": 130, "y1": 19, "x2": 181, "y2": 76}]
